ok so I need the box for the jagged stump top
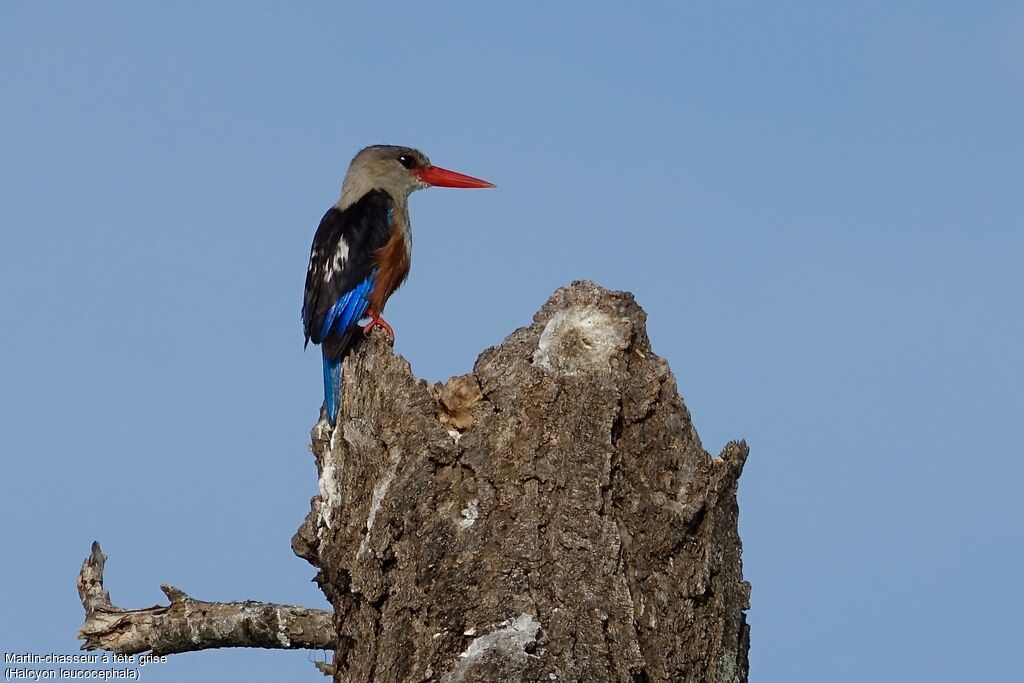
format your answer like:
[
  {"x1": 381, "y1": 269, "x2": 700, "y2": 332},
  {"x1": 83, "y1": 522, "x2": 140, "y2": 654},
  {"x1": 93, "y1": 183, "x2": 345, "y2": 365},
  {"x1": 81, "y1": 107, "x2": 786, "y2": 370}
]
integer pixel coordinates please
[{"x1": 293, "y1": 280, "x2": 749, "y2": 683}]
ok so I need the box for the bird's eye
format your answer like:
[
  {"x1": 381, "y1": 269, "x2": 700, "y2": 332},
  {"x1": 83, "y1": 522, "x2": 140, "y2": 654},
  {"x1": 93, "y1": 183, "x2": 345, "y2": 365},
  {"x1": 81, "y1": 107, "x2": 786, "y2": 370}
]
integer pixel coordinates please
[{"x1": 398, "y1": 155, "x2": 417, "y2": 169}]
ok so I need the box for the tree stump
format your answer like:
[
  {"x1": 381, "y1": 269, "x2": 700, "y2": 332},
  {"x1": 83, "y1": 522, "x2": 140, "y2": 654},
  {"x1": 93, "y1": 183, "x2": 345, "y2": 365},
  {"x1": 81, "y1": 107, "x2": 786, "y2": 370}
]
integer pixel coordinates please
[{"x1": 292, "y1": 281, "x2": 750, "y2": 682}]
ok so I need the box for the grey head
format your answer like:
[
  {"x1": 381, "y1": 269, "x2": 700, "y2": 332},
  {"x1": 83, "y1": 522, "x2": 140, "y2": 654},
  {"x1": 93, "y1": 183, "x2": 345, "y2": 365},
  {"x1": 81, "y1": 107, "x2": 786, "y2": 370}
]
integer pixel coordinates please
[{"x1": 337, "y1": 145, "x2": 431, "y2": 210}]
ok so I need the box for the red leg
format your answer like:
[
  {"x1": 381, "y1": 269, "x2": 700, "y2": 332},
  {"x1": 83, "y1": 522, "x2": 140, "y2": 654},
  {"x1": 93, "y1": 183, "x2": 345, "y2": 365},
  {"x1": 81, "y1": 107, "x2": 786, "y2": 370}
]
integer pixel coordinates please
[{"x1": 362, "y1": 309, "x2": 395, "y2": 340}]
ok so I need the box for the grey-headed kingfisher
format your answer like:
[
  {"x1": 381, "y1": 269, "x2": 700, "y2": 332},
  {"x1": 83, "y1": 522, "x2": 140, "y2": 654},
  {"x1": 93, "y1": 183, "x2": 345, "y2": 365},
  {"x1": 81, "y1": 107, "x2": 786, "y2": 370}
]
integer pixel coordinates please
[{"x1": 302, "y1": 145, "x2": 494, "y2": 424}]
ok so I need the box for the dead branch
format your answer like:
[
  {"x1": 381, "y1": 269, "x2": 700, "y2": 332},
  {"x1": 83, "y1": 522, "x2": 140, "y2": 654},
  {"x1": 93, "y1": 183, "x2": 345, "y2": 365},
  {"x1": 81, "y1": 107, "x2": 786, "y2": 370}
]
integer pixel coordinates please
[{"x1": 77, "y1": 542, "x2": 333, "y2": 655}]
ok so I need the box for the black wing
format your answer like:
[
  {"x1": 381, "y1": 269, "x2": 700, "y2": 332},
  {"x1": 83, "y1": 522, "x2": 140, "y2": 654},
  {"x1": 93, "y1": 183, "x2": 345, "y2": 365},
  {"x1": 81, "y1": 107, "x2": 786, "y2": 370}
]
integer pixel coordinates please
[{"x1": 302, "y1": 189, "x2": 394, "y2": 346}]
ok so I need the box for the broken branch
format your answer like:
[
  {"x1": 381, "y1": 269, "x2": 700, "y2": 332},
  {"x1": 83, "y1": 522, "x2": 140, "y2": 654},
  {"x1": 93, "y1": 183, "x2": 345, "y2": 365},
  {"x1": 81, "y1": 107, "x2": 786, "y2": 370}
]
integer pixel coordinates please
[{"x1": 77, "y1": 542, "x2": 333, "y2": 655}]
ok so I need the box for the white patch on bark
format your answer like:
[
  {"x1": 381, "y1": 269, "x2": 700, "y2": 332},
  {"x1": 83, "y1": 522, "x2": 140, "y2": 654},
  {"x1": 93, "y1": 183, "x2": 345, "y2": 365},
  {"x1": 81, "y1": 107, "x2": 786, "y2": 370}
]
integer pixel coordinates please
[
  {"x1": 317, "y1": 461, "x2": 341, "y2": 533},
  {"x1": 458, "y1": 499, "x2": 479, "y2": 529},
  {"x1": 442, "y1": 613, "x2": 541, "y2": 682},
  {"x1": 533, "y1": 306, "x2": 630, "y2": 375},
  {"x1": 275, "y1": 607, "x2": 291, "y2": 647},
  {"x1": 357, "y1": 450, "x2": 402, "y2": 558}
]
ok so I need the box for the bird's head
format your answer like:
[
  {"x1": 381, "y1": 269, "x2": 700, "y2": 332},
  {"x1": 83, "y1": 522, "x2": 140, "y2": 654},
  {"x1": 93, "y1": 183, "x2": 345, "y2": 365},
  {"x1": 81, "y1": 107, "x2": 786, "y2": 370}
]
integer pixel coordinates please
[{"x1": 339, "y1": 145, "x2": 494, "y2": 209}]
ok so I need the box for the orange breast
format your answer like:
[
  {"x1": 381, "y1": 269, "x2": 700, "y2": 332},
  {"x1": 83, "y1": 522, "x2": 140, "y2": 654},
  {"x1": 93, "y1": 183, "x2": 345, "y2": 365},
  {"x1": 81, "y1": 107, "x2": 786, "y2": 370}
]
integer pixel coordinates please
[{"x1": 369, "y1": 227, "x2": 410, "y2": 313}]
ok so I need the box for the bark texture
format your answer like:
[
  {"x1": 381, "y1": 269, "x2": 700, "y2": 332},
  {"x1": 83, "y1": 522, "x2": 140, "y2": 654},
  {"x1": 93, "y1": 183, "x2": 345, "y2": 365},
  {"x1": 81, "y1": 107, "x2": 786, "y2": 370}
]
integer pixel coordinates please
[{"x1": 292, "y1": 281, "x2": 750, "y2": 682}]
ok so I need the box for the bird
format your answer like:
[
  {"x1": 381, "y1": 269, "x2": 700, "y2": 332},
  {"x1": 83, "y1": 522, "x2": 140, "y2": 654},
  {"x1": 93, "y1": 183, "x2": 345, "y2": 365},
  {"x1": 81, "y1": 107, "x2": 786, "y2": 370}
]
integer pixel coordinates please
[{"x1": 302, "y1": 145, "x2": 494, "y2": 425}]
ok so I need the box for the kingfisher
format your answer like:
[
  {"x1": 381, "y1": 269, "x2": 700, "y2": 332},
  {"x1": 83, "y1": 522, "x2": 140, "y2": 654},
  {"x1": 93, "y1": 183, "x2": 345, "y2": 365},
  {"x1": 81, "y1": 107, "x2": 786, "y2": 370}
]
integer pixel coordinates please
[{"x1": 302, "y1": 144, "x2": 494, "y2": 425}]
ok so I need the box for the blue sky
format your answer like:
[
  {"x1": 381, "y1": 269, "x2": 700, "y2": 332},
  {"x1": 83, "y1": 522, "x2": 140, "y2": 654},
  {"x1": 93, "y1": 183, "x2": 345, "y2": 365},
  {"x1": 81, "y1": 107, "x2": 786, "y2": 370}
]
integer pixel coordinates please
[{"x1": 2, "y1": 3, "x2": 1021, "y2": 681}]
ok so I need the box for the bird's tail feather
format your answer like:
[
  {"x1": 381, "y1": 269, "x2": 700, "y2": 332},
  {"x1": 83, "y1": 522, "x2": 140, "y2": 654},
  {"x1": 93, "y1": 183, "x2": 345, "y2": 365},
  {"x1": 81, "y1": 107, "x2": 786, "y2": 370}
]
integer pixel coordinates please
[{"x1": 323, "y1": 352, "x2": 343, "y2": 425}]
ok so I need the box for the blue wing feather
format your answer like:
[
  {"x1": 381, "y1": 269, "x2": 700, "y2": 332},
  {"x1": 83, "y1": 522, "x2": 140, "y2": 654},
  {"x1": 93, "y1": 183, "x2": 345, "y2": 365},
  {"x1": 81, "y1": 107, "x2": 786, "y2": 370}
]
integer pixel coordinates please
[{"x1": 320, "y1": 275, "x2": 374, "y2": 341}]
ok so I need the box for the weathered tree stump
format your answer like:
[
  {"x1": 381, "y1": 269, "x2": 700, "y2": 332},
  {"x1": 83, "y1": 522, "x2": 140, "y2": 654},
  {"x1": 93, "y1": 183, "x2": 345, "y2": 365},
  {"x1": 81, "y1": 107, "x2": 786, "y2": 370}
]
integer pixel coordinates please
[
  {"x1": 77, "y1": 281, "x2": 749, "y2": 681},
  {"x1": 292, "y1": 281, "x2": 750, "y2": 682}
]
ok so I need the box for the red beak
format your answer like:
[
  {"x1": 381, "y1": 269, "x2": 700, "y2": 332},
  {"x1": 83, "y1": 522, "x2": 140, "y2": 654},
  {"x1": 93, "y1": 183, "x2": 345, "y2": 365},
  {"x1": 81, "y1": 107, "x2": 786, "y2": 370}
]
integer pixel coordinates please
[{"x1": 412, "y1": 165, "x2": 495, "y2": 189}]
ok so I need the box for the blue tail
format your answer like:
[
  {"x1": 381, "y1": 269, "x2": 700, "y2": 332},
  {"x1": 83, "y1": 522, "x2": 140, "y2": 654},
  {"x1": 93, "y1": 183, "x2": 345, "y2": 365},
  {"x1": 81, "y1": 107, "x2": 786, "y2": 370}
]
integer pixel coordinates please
[{"x1": 322, "y1": 352, "x2": 343, "y2": 425}]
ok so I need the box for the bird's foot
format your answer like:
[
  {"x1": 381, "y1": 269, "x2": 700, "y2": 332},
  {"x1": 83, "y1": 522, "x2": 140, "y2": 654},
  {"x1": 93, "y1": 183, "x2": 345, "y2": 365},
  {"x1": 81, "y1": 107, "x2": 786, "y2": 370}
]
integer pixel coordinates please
[{"x1": 362, "y1": 309, "x2": 395, "y2": 340}]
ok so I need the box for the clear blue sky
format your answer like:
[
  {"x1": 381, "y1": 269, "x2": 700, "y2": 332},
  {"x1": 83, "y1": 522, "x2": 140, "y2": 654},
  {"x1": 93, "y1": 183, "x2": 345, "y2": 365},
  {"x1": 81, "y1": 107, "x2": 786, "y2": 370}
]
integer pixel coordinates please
[{"x1": 2, "y1": 3, "x2": 1021, "y2": 681}]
